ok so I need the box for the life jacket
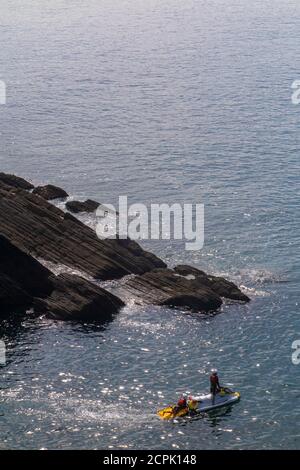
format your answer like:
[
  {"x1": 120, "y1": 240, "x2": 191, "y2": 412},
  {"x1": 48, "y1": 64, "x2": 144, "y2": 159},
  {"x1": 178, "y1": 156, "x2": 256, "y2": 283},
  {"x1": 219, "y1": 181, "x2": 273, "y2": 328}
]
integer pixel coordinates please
[{"x1": 210, "y1": 374, "x2": 219, "y2": 386}]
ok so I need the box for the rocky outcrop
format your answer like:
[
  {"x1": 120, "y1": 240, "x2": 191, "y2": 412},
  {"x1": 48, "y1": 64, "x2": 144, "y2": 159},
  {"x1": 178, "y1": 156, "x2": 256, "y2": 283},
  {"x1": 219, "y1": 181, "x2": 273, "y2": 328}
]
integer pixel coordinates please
[
  {"x1": 0, "y1": 180, "x2": 166, "y2": 280},
  {"x1": 0, "y1": 235, "x2": 53, "y2": 314},
  {"x1": 34, "y1": 274, "x2": 125, "y2": 321},
  {"x1": 0, "y1": 235, "x2": 124, "y2": 321},
  {"x1": 66, "y1": 199, "x2": 118, "y2": 215},
  {"x1": 119, "y1": 265, "x2": 249, "y2": 313},
  {"x1": 0, "y1": 235, "x2": 53, "y2": 298},
  {"x1": 0, "y1": 172, "x2": 34, "y2": 190},
  {"x1": 32, "y1": 184, "x2": 69, "y2": 200},
  {"x1": 0, "y1": 174, "x2": 250, "y2": 318},
  {"x1": 120, "y1": 268, "x2": 222, "y2": 312},
  {"x1": 174, "y1": 265, "x2": 250, "y2": 302},
  {"x1": 66, "y1": 199, "x2": 100, "y2": 213}
]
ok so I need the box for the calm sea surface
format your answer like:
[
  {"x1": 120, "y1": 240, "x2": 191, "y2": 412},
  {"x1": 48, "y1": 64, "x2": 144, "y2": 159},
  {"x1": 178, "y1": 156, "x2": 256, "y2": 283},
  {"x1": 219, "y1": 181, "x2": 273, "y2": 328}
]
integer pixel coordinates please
[{"x1": 0, "y1": 0, "x2": 300, "y2": 449}]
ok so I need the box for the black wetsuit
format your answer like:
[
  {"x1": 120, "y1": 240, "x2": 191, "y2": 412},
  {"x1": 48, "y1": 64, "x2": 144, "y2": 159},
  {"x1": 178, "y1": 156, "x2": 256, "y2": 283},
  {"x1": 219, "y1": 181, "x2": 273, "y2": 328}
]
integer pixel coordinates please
[{"x1": 210, "y1": 374, "x2": 220, "y2": 395}]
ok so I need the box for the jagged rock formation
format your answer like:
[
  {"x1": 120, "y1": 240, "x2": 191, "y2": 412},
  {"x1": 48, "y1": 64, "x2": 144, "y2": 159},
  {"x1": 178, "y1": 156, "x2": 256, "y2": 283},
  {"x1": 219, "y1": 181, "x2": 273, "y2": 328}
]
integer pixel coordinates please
[
  {"x1": 0, "y1": 172, "x2": 34, "y2": 190},
  {"x1": 32, "y1": 184, "x2": 69, "y2": 200},
  {"x1": 0, "y1": 173, "x2": 250, "y2": 318},
  {"x1": 34, "y1": 274, "x2": 125, "y2": 321},
  {"x1": 119, "y1": 266, "x2": 249, "y2": 313},
  {"x1": 0, "y1": 234, "x2": 53, "y2": 313},
  {"x1": 174, "y1": 265, "x2": 250, "y2": 302},
  {"x1": 0, "y1": 179, "x2": 166, "y2": 280},
  {"x1": 0, "y1": 235, "x2": 124, "y2": 321}
]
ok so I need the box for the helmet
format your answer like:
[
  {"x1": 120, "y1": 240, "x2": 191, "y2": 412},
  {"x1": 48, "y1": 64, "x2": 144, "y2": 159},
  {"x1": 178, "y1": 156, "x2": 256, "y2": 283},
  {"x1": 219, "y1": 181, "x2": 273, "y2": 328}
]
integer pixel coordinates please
[
  {"x1": 178, "y1": 397, "x2": 187, "y2": 406},
  {"x1": 211, "y1": 368, "x2": 218, "y2": 375}
]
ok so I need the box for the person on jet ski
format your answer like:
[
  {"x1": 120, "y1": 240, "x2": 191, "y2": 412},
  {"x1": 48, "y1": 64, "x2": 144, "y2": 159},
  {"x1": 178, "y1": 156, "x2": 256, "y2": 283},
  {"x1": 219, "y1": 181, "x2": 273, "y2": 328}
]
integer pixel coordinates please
[
  {"x1": 210, "y1": 368, "x2": 221, "y2": 404},
  {"x1": 173, "y1": 395, "x2": 187, "y2": 414}
]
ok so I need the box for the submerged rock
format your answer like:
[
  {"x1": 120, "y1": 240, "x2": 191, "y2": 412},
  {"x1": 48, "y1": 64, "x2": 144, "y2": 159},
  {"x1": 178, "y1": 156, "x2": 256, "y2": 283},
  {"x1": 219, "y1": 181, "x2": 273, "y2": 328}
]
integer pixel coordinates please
[
  {"x1": 66, "y1": 199, "x2": 100, "y2": 213},
  {"x1": 33, "y1": 184, "x2": 69, "y2": 200},
  {"x1": 34, "y1": 273, "x2": 125, "y2": 321},
  {"x1": 0, "y1": 172, "x2": 34, "y2": 190}
]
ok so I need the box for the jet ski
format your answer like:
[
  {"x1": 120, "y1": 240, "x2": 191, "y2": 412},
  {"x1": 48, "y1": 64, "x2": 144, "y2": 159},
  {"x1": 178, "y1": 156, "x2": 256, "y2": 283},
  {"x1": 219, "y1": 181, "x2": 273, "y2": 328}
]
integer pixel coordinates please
[{"x1": 157, "y1": 388, "x2": 240, "y2": 420}]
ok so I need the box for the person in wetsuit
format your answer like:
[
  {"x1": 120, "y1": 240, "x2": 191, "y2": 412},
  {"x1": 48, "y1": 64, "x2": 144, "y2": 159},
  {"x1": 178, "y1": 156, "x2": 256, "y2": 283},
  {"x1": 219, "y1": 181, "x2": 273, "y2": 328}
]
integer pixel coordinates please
[{"x1": 210, "y1": 368, "x2": 221, "y2": 404}]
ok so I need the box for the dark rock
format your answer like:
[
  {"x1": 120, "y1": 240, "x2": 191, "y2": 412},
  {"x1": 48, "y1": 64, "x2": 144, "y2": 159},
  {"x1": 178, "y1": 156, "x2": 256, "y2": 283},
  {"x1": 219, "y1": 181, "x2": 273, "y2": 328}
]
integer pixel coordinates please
[
  {"x1": 0, "y1": 235, "x2": 53, "y2": 314},
  {"x1": 33, "y1": 184, "x2": 69, "y2": 200},
  {"x1": 66, "y1": 199, "x2": 118, "y2": 216},
  {"x1": 66, "y1": 199, "x2": 100, "y2": 213},
  {"x1": 119, "y1": 264, "x2": 250, "y2": 313},
  {"x1": 0, "y1": 172, "x2": 34, "y2": 190},
  {"x1": 161, "y1": 294, "x2": 219, "y2": 311},
  {"x1": 34, "y1": 273, "x2": 124, "y2": 321},
  {"x1": 0, "y1": 180, "x2": 166, "y2": 280},
  {"x1": 120, "y1": 268, "x2": 223, "y2": 313},
  {"x1": 0, "y1": 235, "x2": 125, "y2": 322},
  {"x1": 0, "y1": 272, "x2": 32, "y2": 313},
  {"x1": 205, "y1": 276, "x2": 250, "y2": 302},
  {"x1": 0, "y1": 174, "x2": 249, "y2": 319},
  {"x1": 0, "y1": 235, "x2": 53, "y2": 298},
  {"x1": 173, "y1": 265, "x2": 208, "y2": 278},
  {"x1": 174, "y1": 265, "x2": 250, "y2": 302}
]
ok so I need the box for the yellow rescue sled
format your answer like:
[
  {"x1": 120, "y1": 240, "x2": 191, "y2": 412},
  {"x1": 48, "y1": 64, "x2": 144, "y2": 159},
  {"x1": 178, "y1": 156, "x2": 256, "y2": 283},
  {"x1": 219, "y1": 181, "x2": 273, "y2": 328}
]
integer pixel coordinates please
[{"x1": 158, "y1": 389, "x2": 240, "y2": 420}]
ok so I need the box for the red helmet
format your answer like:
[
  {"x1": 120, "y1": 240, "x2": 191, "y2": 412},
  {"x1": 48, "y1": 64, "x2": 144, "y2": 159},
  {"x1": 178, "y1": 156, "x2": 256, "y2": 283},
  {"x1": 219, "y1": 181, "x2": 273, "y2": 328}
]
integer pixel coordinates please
[{"x1": 178, "y1": 397, "x2": 187, "y2": 406}]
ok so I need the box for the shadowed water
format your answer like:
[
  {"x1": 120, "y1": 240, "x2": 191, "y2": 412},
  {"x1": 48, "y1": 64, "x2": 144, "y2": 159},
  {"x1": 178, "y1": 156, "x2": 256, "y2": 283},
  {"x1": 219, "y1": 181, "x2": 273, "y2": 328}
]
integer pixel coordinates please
[{"x1": 0, "y1": 0, "x2": 300, "y2": 449}]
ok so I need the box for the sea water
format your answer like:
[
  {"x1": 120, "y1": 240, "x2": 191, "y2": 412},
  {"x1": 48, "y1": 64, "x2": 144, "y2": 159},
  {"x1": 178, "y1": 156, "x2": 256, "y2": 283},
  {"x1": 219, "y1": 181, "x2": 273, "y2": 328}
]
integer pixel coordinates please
[{"x1": 0, "y1": 0, "x2": 299, "y2": 449}]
